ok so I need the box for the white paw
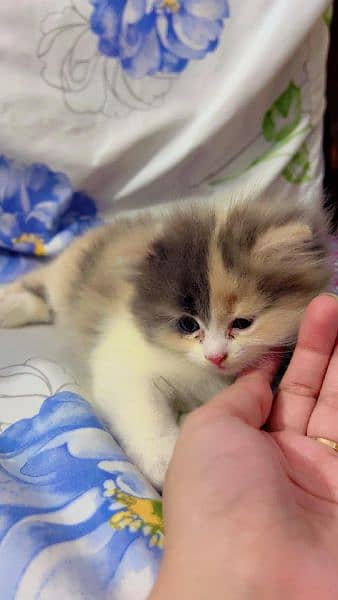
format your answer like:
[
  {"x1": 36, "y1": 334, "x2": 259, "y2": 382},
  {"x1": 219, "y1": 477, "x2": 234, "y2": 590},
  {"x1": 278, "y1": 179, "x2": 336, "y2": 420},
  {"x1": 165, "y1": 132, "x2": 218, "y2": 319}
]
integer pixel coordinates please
[
  {"x1": 0, "y1": 286, "x2": 50, "y2": 327},
  {"x1": 0, "y1": 287, "x2": 26, "y2": 327},
  {"x1": 134, "y1": 433, "x2": 178, "y2": 490}
]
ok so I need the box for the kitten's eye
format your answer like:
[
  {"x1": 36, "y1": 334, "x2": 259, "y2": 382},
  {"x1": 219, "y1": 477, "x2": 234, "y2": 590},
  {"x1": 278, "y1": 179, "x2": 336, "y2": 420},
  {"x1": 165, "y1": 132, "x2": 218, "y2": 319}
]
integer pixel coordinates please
[
  {"x1": 177, "y1": 316, "x2": 200, "y2": 334},
  {"x1": 231, "y1": 318, "x2": 253, "y2": 330}
]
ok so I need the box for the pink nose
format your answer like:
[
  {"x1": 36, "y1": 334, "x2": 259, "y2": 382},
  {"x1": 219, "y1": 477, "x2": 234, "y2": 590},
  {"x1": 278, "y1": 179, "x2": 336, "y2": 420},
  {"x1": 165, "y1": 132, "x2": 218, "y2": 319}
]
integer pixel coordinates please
[{"x1": 207, "y1": 353, "x2": 227, "y2": 368}]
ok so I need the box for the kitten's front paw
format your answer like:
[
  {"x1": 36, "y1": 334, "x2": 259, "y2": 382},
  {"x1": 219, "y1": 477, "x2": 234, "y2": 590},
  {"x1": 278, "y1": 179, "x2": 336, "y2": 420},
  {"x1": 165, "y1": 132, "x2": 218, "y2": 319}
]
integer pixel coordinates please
[
  {"x1": 136, "y1": 433, "x2": 178, "y2": 491},
  {"x1": 0, "y1": 285, "x2": 27, "y2": 327},
  {"x1": 0, "y1": 284, "x2": 51, "y2": 327}
]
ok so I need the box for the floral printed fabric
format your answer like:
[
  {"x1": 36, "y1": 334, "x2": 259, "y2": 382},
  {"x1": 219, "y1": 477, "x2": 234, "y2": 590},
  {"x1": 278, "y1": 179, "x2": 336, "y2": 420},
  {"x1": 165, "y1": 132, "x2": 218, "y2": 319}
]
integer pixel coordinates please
[
  {"x1": 0, "y1": 0, "x2": 328, "y2": 198},
  {"x1": 0, "y1": 359, "x2": 162, "y2": 600},
  {"x1": 89, "y1": 0, "x2": 229, "y2": 78},
  {"x1": 0, "y1": 155, "x2": 99, "y2": 282}
]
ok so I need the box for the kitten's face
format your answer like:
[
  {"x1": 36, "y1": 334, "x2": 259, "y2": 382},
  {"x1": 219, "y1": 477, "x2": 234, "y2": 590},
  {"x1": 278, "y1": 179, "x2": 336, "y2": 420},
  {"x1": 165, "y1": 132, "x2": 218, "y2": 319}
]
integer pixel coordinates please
[{"x1": 132, "y1": 202, "x2": 330, "y2": 376}]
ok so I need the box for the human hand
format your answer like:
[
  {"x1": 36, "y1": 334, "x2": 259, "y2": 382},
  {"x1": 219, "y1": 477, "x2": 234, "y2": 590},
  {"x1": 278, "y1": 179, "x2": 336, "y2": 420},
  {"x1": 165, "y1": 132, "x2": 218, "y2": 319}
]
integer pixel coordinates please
[{"x1": 150, "y1": 295, "x2": 338, "y2": 600}]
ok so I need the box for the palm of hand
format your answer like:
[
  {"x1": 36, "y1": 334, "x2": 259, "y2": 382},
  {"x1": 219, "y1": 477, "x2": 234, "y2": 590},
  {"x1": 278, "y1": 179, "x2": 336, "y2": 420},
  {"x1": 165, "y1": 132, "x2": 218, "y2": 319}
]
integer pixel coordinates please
[{"x1": 163, "y1": 296, "x2": 338, "y2": 598}]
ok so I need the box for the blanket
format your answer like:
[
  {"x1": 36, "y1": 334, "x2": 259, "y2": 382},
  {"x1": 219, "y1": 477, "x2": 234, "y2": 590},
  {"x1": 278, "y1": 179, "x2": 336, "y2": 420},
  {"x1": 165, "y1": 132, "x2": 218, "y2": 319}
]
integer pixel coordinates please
[{"x1": 0, "y1": 356, "x2": 162, "y2": 599}]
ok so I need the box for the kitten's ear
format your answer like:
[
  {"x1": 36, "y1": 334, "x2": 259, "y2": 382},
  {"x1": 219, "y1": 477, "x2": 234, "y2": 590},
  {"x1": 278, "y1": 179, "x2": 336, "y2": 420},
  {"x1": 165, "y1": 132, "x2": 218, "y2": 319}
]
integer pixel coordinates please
[{"x1": 254, "y1": 222, "x2": 312, "y2": 257}]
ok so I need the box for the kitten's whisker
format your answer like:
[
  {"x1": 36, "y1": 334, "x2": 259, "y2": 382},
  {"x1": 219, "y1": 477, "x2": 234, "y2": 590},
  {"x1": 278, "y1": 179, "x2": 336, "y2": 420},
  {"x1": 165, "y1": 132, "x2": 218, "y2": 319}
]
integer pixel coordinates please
[{"x1": 244, "y1": 342, "x2": 295, "y2": 352}]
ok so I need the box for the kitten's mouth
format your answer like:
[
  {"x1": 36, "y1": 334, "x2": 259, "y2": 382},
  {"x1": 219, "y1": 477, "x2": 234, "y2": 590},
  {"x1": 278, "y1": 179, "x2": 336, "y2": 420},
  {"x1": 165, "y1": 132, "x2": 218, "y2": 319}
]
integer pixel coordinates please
[
  {"x1": 204, "y1": 348, "x2": 282, "y2": 377},
  {"x1": 217, "y1": 349, "x2": 282, "y2": 377},
  {"x1": 208, "y1": 362, "x2": 231, "y2": 375}
]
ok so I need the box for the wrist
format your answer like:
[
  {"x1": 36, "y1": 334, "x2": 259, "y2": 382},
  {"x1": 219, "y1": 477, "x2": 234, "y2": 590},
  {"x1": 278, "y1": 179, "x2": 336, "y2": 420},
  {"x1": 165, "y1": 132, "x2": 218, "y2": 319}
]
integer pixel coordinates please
[
  {"x1": 148, "y1": 558, "x2": 263, "y2": 600},
  {"x1": 148, "y1": 536, "x2": 292, "y2": 600}
]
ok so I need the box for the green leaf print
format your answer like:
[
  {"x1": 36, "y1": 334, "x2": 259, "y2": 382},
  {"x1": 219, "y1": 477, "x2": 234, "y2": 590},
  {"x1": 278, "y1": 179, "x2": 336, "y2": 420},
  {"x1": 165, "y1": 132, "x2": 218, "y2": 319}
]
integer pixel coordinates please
[
  {"x1": 262, "y1": 81, "x2": 301, "y2": 143},
  {"x1": 282, "y1": 143, "x2": 310, "y2": 184},
  {"x1": 207, "y1": 81, "x2": 311, "y2": 188},
  {"x1": 323, "y1": 5, "x2": 333, "y2": 27},
  {"x1": 152, "y1": 500, "x2": 163, "y2": 520},
  {"x1": 209, "y1": 124, "x2": 311, "y2": 186}
]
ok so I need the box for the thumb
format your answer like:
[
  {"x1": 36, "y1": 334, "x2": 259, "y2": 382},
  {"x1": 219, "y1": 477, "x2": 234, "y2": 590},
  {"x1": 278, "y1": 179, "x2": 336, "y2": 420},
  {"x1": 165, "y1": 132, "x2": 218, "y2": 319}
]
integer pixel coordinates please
[{"x1": 202, "y1": 361, "x2": 278, "y2": 430}]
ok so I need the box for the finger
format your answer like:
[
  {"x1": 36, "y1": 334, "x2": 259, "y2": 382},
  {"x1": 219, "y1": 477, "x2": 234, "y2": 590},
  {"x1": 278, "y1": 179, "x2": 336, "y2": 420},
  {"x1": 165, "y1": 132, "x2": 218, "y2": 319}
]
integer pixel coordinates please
[
  {"x1": 274, "y1": 430, "x2": 338, "y2": 504},
  {"x1": 200, "y1": 369, "x2": 274, "y2": 430},
  {"x1": 269, "y1": 295, "x2": 338, "y2": 434},
  {"x1": 307, "y1": 335, "x2": 338, "y2": 440},
  {"x1": 241, "y1": 351, "x2": 280, "y2": 383}
]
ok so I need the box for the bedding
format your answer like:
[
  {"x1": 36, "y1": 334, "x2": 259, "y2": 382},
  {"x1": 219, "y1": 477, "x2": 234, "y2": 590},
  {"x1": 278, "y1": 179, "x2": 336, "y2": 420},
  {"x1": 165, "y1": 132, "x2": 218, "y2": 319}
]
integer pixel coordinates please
[
  {"x1": 0, "y1": 1, "x2": 334, "y2": 598},
  {"x1": 0, "y1": 334, "x2": 163, "y2": 600}
]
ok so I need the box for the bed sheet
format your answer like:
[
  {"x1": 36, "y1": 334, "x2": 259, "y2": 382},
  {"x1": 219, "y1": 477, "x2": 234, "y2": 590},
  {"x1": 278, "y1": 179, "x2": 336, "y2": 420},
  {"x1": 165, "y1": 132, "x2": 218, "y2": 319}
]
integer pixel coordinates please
[{"x1": 0, "y1": 326, "x2": 162, "y2": 600}]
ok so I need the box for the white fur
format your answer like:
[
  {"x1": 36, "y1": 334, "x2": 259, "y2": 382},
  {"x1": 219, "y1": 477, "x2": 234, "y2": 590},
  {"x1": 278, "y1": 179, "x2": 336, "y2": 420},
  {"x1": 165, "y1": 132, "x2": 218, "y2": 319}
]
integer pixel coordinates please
[
  {"x1": 202, "y1": 316, "x2": 229, "y2": 360},
  {"x1": 90, "y1": 309, "x2": 227, "y2": 488}
]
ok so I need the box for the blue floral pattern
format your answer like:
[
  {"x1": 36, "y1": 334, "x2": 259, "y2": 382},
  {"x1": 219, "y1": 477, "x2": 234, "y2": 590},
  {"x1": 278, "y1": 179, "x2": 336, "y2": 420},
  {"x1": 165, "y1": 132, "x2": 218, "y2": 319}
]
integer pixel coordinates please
[
  {"x1": 0, "y1": 155, "x2": 99, "y2": 283},
  {"x1": 0, "y1": 391, "x2": 162, "y2": 599},
  {"x1": 90, "y1": 0, "x2": 230, "y2": 78},
  {"x1": 37, "y1": 0, "x2": 230, "y2": 117},
  {"x1": 0, "y1": 252, "x2": 42, "y2": 284},
  {"x1": 0, "y1": 155, "x2": 98, "y2": 256}
]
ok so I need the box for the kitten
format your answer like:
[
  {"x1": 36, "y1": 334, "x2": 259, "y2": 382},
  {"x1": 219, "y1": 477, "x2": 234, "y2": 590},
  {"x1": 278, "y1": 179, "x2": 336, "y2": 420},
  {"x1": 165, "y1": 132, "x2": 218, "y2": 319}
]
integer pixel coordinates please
[{"x1": 0, "y1": 196, "x2": 331, "y2": 488}]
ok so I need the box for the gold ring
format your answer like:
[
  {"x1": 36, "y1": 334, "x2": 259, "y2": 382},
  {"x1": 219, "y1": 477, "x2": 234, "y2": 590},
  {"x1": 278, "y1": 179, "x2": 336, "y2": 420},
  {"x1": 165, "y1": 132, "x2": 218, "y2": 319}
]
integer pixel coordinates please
[{"x1": 315, "y1": 437, "x2": 338, "y2": 452}]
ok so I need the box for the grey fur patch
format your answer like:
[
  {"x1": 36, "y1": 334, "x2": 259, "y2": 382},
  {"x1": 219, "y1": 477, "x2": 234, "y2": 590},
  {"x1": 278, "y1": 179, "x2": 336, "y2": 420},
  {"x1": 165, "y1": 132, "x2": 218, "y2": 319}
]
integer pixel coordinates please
[
  {"x1": 217, "y1": 199, "x2": 330, "y2": 301},
  {"x1": 131, "y1": 210, "x2": 215, "y2": 338},
  {"x1": 218, "y1": 200, "x2": 299, "y2": 270}
]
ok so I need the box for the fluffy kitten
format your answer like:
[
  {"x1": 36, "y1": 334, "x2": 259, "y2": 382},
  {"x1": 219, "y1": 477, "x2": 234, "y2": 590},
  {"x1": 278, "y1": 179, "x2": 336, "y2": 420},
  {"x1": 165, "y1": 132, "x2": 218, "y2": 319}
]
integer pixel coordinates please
[{"x1": 0, "y1": 196, "x2": 331, "y2": 488}]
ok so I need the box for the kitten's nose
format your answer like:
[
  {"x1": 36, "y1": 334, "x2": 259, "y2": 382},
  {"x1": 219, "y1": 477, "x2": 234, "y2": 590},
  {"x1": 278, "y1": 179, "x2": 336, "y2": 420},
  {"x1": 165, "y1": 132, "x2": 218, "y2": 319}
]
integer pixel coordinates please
[{"x1": 206, "y1": 353, "x2": 227, "y2": 368}]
